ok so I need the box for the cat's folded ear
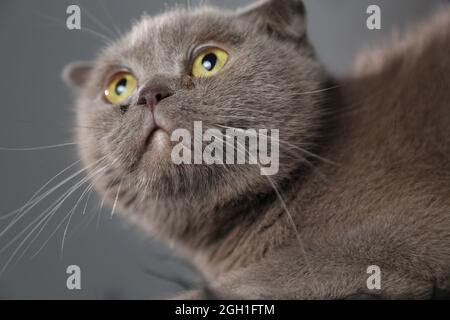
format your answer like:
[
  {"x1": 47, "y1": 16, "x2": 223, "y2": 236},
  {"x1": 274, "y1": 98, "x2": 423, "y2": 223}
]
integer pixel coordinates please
[
  {"x1": 62, "y1": 61, "x2": 93, "y2": 90},
  {"x1": 238, "y1": 0, "x2": 306, "y2": 41}
]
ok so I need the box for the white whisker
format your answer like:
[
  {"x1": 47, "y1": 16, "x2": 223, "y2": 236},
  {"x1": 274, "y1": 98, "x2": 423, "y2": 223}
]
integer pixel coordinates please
[
  {"x1": 64, "y1": 185, "x2": 95, "y2": 241},
  {"x1": 295, "y1": 84, "x2": 342, "y2": 96},
  {"x1": 15, "y1": 163, "x2": 108, "y2": 264},
  {"x1": 75, "y1": 0, "x2": 116, "y2": 38},
  {"x1": 98, "y1": 0, "x2": 123, "y2": 37},
  {"x1": 0, "y1": 142, "x2": 77, "y2": 151},
  {"x1": 0, "y1": 160, "x2": 81, "y2": 221},
  {"x1": 215, "y1": 124, "x2": 338, "y2": 166},
  {"x1": 0, "y1": 159, "x2": 108, "y2": 275},
  {"x1": 0, "y1": 175, "x2": 91, "y2": 275},
  {"x1": 82, "y1": 185, "x2": 94, "y2": 216},
  {"x1": 204, "y1": 125, "x2": 320, "y2": 287},
  {"x1": 0, "y1": 158, "x2": 104, "y2": 239},
  {"x1": 110, "y1": 180, "x2": 122, "y2": 219},
  {"x1": 61, "y1": 182, "x2": 95, "y2": 256},
  {"x1": 229, "y1": 134, "x2": 321, "y2": 288},
  {"x1": 35, "y1": 11, "x2": 112, "y2": 44}
]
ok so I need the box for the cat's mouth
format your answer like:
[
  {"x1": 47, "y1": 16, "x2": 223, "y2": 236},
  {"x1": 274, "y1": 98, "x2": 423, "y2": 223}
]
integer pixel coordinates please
[
  {"x1": 145, "y1": 110, "x2": 172, "y2": 151},
  {"x1": 142, "y1": 110, "x2": 173, "y2": 153},
  {"x1": 136, "y1": 107, "x2": 178, "y2": 165}
]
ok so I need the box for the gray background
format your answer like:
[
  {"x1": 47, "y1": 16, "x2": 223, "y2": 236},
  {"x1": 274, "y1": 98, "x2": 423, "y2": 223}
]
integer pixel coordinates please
[{"x1": 0, "y1": 0, "x2": 447, "y2": 299}]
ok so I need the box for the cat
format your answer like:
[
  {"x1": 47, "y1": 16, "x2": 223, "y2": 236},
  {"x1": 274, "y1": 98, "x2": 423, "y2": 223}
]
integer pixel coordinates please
[{"x1": 63, "y1": 0, "x2": 450, "y2": 299}]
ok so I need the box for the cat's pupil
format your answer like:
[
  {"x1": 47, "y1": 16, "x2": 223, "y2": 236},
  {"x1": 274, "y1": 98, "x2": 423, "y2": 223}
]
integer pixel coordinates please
[
  {"x1": 202, "y1": 53, "x2": 217, "y2": 71},
  {"x1": 115, "y1": 78, "x2": 127, "y2": 95}
]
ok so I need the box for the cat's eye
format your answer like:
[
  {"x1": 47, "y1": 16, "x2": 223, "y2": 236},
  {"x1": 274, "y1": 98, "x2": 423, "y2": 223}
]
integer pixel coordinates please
[
  {"x1": 191, "y1": 47, "x2": 229, "y2": 78},
  {"x1": 104, "y1": 71, "x2": 138, "y2": 105}
]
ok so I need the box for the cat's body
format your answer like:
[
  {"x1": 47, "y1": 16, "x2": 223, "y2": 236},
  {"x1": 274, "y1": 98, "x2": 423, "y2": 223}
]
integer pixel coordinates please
[
  {"x1": 208, "y1": 10, "x2": 450, "y2": 299},
  {"x1": 64, "y1": 0, "x2": 450, "y2": 299}
]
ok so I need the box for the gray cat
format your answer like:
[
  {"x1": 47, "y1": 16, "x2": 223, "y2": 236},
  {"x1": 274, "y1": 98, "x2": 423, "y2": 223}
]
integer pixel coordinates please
[{"x1": 64, "y1": 0, "x2": 450, "y2": 299}]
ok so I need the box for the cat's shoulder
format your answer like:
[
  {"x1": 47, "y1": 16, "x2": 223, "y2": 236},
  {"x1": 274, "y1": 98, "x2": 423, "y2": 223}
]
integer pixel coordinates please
[{"x1": 352, "y1": 6, "x2": 450, "y2": 77}]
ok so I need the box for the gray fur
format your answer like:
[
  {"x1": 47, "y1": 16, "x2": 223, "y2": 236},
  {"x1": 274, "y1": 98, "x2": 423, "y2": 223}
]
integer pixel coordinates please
[{"x1": 64, "y1": 0, "x2": 450, "y2": 299}]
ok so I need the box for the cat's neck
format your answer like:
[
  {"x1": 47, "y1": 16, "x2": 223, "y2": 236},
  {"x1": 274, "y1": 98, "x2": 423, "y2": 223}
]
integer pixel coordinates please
[
  {"x1": 175, "y1": 183, "x2": 298, "y2": 276},
  {"x1": 159, "y1": 83, "x2": 343, "y2": 276}
]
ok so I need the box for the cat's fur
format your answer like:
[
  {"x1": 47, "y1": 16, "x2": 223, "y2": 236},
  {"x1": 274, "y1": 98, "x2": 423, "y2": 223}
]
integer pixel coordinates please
[{"x1": 64, "y1": 0, "x2": 450, "y2": 299}]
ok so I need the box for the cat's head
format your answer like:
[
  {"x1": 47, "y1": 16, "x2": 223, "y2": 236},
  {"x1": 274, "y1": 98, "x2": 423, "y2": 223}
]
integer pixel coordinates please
[{"x1": 64, "y1": 0, "x2": 327, "y2": 226}]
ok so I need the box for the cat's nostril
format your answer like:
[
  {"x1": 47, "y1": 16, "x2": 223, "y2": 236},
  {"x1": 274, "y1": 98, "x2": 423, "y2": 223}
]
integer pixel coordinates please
[
  {"x1": 137, "y1": 96, "x2": 147, "y2": 106},
  {"x1": 137, "y1": 85, "x2": 173, "y2": 109},
  {"x1": 155, "y1": 93, "x2": 164, "y2": 102}
]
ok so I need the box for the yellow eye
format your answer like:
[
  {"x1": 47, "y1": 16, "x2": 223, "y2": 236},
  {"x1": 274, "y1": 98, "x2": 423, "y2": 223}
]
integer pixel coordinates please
[
  {"x1": 191, "y1": 47, "x2": 229, "y2": 78},
  {"x1": 104, "y1": 71, "x2": 138, "y2": 105}
]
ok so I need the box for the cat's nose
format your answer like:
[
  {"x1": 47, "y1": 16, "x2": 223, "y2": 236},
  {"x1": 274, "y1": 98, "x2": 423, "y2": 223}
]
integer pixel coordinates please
[{"x1": 137, "y1": 84, "x2": 173, "y2": 109}]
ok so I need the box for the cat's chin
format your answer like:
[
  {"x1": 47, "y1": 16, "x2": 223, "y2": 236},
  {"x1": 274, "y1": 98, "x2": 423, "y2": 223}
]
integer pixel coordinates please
[
  {"x1": 145, "y1": 128, "x2": 171, "y2": 151},
  {"x1": 139, "y1": 128, "x2": 173, "y2": 162}
]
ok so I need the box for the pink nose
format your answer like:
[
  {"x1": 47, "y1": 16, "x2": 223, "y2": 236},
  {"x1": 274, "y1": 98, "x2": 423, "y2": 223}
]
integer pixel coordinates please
[{"x1": 137, "y1": 85, "x2": 173, "y2": 110}]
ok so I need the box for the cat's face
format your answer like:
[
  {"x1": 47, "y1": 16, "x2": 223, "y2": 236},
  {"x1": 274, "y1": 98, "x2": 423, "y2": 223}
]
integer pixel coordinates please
[{"x1": 65, "y1": 0, "x2": 326, "y2": 213}]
